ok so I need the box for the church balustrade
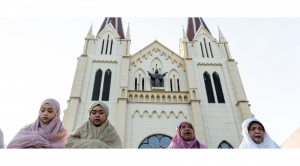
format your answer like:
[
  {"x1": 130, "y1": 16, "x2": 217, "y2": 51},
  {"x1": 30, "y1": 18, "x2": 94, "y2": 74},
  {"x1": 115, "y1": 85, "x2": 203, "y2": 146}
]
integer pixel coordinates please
[{"x1": 127, "y1": 90, "x2": 189, "y2": 103}]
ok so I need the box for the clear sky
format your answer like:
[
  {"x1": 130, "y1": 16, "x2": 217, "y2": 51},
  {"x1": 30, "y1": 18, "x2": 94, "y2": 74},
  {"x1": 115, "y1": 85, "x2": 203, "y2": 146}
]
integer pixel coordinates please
[{"x1": 0, "y1": 17, "x2": 299, "y2": 147}]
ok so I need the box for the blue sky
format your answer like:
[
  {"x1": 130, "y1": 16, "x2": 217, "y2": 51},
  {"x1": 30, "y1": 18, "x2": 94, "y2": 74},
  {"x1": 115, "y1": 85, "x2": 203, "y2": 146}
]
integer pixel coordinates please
[{"x1": 0, "y1": 17, "x2": 299, "y2": 146}]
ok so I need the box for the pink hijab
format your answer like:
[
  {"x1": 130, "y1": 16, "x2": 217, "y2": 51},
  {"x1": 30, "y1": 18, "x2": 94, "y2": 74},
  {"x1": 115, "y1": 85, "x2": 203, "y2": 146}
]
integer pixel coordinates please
[
  {"x1": 167, "y1": 122, "x2": 207, "y2": 149},
  {"x1": 7, "y1": 99, "x2": 67, "y2": 149}
]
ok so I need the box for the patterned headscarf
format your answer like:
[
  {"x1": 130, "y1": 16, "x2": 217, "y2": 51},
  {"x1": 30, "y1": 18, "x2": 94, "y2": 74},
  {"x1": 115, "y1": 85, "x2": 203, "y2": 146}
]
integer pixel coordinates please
[
  {"x1": 239, "y1": 118, "x2": 280, "y2": 149},
  {"x1": 7, "y1": 99, "x2": 68, "y2": 148},
  {"x1": 167, "y1": 122, "x2": 207, "y2": 149}
]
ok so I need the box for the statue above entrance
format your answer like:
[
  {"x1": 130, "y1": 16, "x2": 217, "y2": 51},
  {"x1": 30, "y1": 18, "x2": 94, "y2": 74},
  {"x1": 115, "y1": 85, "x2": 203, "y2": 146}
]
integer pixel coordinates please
[{"x1": 147, "y1": 69, "x2": 168, "y2": 87}]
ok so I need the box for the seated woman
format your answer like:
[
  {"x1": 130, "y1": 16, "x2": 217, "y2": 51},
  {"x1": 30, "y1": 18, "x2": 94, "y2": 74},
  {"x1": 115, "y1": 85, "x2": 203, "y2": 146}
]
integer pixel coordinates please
[
  {"x1": 0, "y1": 128, "x2": 3, "y2": 149},
  {"x1": 239, "y1": 118, "x2": 280, "y2": 149},
  {"x1": 7, "y1": 99, "x2": 68, "y2": 148},
  {"x1": 65, "y1": 101, "x2": 123, "y2": 148},
  {"x1": 167, "y1": 122, "x2": 207, "y2": 149}
]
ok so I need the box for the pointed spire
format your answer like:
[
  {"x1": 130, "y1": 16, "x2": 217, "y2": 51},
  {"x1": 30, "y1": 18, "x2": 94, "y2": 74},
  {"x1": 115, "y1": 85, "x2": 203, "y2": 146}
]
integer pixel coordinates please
[
  {"x1": 86, "y1": 24, "x2": 93, "y2": 39},
  {"x1": 182, "y1": 26, "x2": 189, "y2": 42},
  {"x1": 186, "y1": 17, "x2": 211, "y2": 41},
  {"x1": 97, "y1": 17, "x2": 125, "y2": 39},
  {"x1": 218, "y1": 28, "x2": 227, "y2": 43},
  {"x1": 125, "y1": 23, "x2": 131, "y2": 40}
]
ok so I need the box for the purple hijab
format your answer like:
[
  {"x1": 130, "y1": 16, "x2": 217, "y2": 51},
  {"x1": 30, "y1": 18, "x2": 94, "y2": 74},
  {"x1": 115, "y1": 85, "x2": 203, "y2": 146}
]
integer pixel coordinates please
[
  {"x1": 7, "y1": 99, "x2": 67, "y2": 149},
  {"x1": 167, "y1": 122, "x2": 207, "y2": 149}
]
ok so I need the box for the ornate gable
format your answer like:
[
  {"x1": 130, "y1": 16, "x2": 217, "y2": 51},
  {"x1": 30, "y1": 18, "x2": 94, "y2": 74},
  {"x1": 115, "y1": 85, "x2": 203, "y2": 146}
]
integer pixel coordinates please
[
  {"x1": 97, "y1": 23, "x2": 120, "y2": 39},
  {"x1": 193, "y1": 26, "x2": 217, "y2": 42},
  {"x1": 129, "y1": 41, "x2": 184, "y2": 69}
]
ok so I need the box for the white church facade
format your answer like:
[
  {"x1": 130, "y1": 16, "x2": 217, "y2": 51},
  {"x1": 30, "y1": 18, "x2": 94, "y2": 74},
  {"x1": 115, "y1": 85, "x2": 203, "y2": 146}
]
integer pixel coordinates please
[{"x1": 62, "y1": 17, "x2": 254, "y2": 148}]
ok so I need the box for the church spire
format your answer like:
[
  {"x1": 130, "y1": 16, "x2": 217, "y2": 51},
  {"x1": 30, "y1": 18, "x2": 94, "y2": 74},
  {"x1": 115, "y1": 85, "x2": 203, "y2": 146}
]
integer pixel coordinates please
[
  {"x1": 218, "y1": 28, "x2": 227, "y2": 43},
  {"x1": 97, "y1": 17, "x2": 125, "y2": 39},
  {"x1": 86, "y1": 24, "x2": 93, "y2": 39},
  {"x1": 186, "y1": 17, "x2": 211, "y2": 41},
  {"x1": 125, "y1": 23, "x2": 131, "y2": 40},
  {"x1": 182, "y1": 26, "x2": 189, "y2": 42}
]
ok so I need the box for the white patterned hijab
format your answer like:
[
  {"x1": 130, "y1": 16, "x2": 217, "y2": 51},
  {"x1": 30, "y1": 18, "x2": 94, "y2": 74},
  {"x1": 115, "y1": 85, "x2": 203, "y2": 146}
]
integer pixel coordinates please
[{"x1": 239, "y1": 118, "x2": 280, "y2": 149}]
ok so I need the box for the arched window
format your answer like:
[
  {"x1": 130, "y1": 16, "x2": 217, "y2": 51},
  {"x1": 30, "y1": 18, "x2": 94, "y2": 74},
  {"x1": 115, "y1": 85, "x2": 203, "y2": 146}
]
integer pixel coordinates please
[
  {"x1": 101, "y1": 39, "x2": 105, "y2": 54},
  {"x1": 218, "y1": 141, "x2": 233, "y2": 149},
  {"x1": 91, "y1": 69, "x2": 103, "y2": 101},
  {"x1": 101, "y1": 70, "x2": 112, "y2": 101},
  {"x1": 135, "y1": 78, "x2": 137, "y2": 90},
  {"x1": 170, "y1": 79, "x2": 173, "y2": 91},
  {"x1": 209, "y1": 42, "x2": 214, "y2": 58},
  {"x1": 200, "y1": 42, "x2": 204, "y2": 57},
  {"x1": 105, "y1": 35, "x2": 109, "y2": 54},
  {"x1": 203, "y1": 72, "x2": 215, "y2": 103},
  {"x1": 213, "y1": 73, "x2": 225, "y2": 103},
  {"x1": 177, "y1": 79, "x2": 180, "y2": 91},
  {"x1": 203, "y1": 38, "x2": 209, "y2": 58},
  {"x1": 139, "y1": 135, "x2": 172, "y2": 149},
  {"x1": 110, "y1": 39, "x2": 113, "y2": 55},
  {"x1": 142, "y1": 78, "x2": 144, "y2": 90}
]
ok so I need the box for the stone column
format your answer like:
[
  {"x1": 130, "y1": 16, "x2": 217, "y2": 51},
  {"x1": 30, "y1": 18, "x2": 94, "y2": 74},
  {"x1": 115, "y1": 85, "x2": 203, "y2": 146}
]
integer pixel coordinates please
[
  {"x1": 184, "y1": 57, "x2": 206, "y2": 144},
  {"x1": 228, "y1": 59, "x2": 254, "y2": 121},
  {"x1": 63, "y1": 54, "x2": 87, "y2": 134},
  {"x1": 116, "y1": 56, "x2": 130, "y2": 145},
  {"x1": 190, "y1": 100, "x2": 206, "y2": 145}
]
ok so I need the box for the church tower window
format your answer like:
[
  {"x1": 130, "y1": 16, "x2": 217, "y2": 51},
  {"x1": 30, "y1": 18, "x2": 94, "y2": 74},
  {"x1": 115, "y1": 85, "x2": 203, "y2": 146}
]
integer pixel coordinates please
[
  {"x1": 135, "y1": 78, "x2": 137, "y2": 90},
  {"x1": 200, "y1": 42, "x2": 204, "y2": 57},
  {"x1": 101, "y1": 70, "x2": 112, "y2": 101},
  {"x1": 209, "y1": 42, "x2": 214, "y2": 58},
  {"x1": 105, "y1": 35, "x2": 110, "y2": 55},
  {"x1": 91, "y1": 69, "x2": 103, "y2": 101},
  {"x1": 101, "y1": 39, "x2": 105, "y2": 54},
  {"x1": 203, "y1": 72, "x2": 215, "y2": 103},
  {"x1": 177, "y1": 79, "x2": 180, "y2": 91},
  {"x1": 110, "y1": 39, "x2": 113, "y2": 55},
  {"x1": 218, "y1": 141, "x2": 233, "y2": 149},
  {"x1": 142, "y1": 78, "x2": 144, "y2": 90},
  {"x1": 203, "y1": 38, "x2": 209, "y2": 58},
  {"x1": 213, "y1": 72, "x2": 225, "y2": 103},
  {"x1": 170, "y1": 79, "x2": 173, "y2": 91}
]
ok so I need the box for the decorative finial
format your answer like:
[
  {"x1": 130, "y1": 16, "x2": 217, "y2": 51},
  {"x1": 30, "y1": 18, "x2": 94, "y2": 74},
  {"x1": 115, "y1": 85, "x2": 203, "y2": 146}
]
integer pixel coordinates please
[{"x1": 110, "y1": 20, "x2": 111, "y2": 23}]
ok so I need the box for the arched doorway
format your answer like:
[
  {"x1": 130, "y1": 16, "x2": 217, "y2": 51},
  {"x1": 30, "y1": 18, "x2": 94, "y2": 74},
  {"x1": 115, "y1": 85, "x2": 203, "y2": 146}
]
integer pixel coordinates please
[{"x1": 139, "y1": 134, "x2": 172, "y2": 149}]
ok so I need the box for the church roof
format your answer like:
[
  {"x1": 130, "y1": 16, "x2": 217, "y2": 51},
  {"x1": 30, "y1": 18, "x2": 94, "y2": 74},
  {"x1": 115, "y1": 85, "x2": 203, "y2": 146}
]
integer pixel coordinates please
[
  {"x1": 97, "y1": 17, "x2": 125, "y2": 39},
  {"x1": 186, "y1": 17, "x2": 211, "y2": 41}
]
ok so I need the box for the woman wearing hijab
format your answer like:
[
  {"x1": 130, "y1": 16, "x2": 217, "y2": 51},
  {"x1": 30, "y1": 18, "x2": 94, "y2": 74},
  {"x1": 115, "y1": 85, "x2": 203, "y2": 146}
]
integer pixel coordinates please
[
  {"x1": 7, "y1": 99, "x2": 68, "y2": 148},
  {"x1": 0, "y1": 128, "x2": 4, "y2": 149},
  {"x1": 65, "y1": 101, "x2": 123, "y2": 148},
  {"x1": 239, "y1": 118, "x2": 280, "y2": 149},
  {"x1": 167, "y1": 121, "x2": 207, "y2": 149}
]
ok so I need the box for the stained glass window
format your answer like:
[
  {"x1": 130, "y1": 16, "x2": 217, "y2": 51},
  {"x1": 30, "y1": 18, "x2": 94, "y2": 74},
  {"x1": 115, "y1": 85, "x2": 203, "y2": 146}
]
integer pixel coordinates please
[
  {"x1": 139, "y1": 135, "x2": 172, "y2": 149},
  {"x1": 218, "y1": 141, "x2": 233, "y2": 149}
]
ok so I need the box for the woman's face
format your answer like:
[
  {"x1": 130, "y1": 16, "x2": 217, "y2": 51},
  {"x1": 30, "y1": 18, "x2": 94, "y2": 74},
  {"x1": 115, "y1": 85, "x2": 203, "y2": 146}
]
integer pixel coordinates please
[
  {"x1": 39, "y1": 103, "x2": 56, "y2": 123},
  {"x1": 248, "y1": 122, "x2": 264, "y2": 144},
  {"x1": 89, "y1": 105, "x2": 107, "y2": 126},
  {"x1": 179, "y1": 123, "x2": 194, "y2": 141}
]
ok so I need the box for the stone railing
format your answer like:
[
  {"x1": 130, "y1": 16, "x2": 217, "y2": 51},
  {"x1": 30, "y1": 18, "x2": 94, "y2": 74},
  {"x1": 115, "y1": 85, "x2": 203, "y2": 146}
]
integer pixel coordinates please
[{"x1": 128, "y1": 90, "x2": 190, "y2": 103}]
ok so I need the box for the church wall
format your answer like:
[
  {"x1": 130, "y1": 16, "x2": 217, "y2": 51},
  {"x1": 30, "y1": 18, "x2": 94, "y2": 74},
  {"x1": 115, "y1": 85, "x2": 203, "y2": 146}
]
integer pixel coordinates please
[
  {"x1": 192, "y1": 60, "x2": 242, "y2": 148},
  {"x1": 125, "y1": 102, "x2": 192, "y2": 148}
]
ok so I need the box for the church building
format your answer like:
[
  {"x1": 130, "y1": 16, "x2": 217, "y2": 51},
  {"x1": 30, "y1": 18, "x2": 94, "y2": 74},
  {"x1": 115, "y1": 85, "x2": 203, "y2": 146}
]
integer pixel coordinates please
[{"x1": 62, "y1": 17, "x2": 254, "y2": 148}]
